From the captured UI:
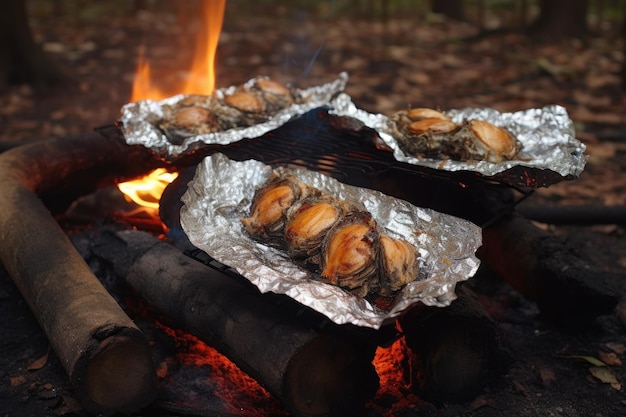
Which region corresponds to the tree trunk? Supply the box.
[530,0,588,38]
[622,11,626,90]
[432,0,465,21]
[0,0,66,89]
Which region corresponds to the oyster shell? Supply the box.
[157,77,297,144]
[378,235,419,296]
[391,107,522,163]
[284,196,349,260]
[240,174,309,243]
[241,171,426,298]
[319,211,380,297]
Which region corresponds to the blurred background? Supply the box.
[0,0,624,204]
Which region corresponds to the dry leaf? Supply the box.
[605,342,626,355]
[156,361,169,378]
[589,366,619,386]
[469,395,490,410]
[513,381,529,397]
[539,367,556,386]
[27,352,49,371]
[563,355,606,367]
[599,351,622,366]
[9,375,26,387]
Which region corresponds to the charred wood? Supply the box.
[400,285,511,404]
[479,214,621,325]
[92,229,380,417]
[0,132,164,415]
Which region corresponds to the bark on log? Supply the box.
[0,132,164,414]
[400,285,511,403]
[479,213,620,324]
[95,229,379,417]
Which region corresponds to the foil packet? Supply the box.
[180,153,482,329]
[329,93,587,181]
[120,73,348,159]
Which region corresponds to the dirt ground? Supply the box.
[1,3,625,417]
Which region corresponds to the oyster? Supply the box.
[241,172,423,299]
[319,211,380,297]
[391,107,522,163]
[240,174,309,243]
[157,77,297,144]
[378,235,419,296]
[284,196,349,260]
[159,96,221,144]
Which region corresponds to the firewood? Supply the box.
[479,213,620,324]
[95,229,379,417]
[0,132,163,415]
[400,285,511,403]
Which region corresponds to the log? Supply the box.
[90,229,380,417]
[400,285,511,404]
[0,132,164,415]
[479,213,620,324]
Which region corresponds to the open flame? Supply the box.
[130,0,226,102]
[117,168,178,211]
[120,0,226,211]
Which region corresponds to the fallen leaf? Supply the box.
[605,342,626,355]
[469,395,490,410]
[10,375,27,387]
[27,353,49,371]
[563,355,606,367]
[513,381,530,397]
[539,367,556,386]
[156,361,168,378]
[589,366,619,386]
[599,351,622,366]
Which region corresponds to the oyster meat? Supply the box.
[158,77,300,144]
[241,174,309,244]
[391,107,522,163]
[241,172,422,299]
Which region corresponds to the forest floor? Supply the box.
[1,3,625,417]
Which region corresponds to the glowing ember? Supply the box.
[371,331,425,415]
[156,323,288,417]
[130,0,226,102]
[117,168,178,211]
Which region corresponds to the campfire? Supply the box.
[0,2,622,417]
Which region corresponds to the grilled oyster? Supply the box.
[240,174,310,243]
[378,235,420,296]
[319,211,380,297]
[391,107,522,163]
[241,172,423,299]
[284,196,349,260]
[159,96,220,144]
[158,77,297,144]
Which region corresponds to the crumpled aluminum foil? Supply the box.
[180,153,482,329]
[329,93,587,179]
[120,73,348,158]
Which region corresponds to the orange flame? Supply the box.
[130,0,226,101]
[122,1,225,212]
[117,168,178,212]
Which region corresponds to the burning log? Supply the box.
[0,132,164,415]
[479,213,620,324]
[91,229,380,417]
[400,285,511,404]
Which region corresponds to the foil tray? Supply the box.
[328,93,587,184]
[119,73,586,190]
[120,73,348,158]
[180,153,482,329]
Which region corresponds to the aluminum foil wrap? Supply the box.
[120,73,348,159]
[329,93,587,179]
[180,153,482,329]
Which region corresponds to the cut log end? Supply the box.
[73,329,157,415]
[285,335,379,417]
